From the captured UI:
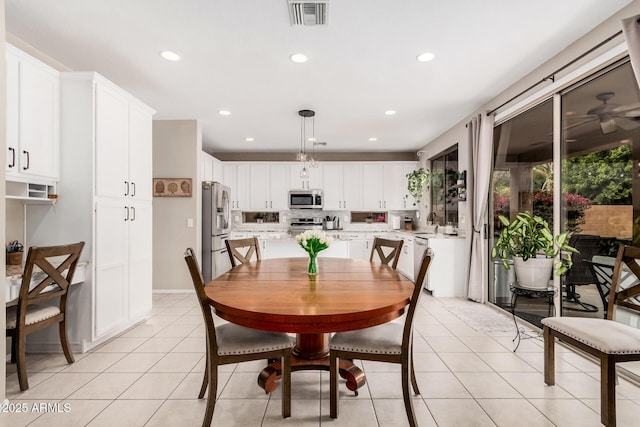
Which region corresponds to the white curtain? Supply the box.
[466,113,495,302]
[622,15,640,87]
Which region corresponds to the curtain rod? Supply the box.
[486,28,626,116]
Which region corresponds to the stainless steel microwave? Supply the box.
[289,189,323,209]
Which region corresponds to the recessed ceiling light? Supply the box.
[218,110,231,116]
[290,53,308,63]
[565,111,577,116]
[620,139,632,144]
[416,52,435,62]
[160,50,180,61]
[384,110,396,116]
[565,139,577,143]
[244,137,254,142]
[368,137,378,142]
[307,137,316,142]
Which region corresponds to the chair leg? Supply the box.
[410,338,420,395]
[59,320,75,364]
[281,349,291,418]
[601,355,616,427]
[201,355,217,427]
[16,331,29,391]
[10,334,17,364]
[330,353,339,418]
[543,326,555,386]
[199,352,209,399]
[402,358,417,427]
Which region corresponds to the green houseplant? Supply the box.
[491,212,578,288]
[405,167,431,207]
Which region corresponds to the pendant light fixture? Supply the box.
[297,109,315,177]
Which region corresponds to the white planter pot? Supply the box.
[513,256,554,289]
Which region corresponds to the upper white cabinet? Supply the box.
[249,163,290,210]
[290,163,323,190]
[6,44,60,181]
[322,163,363,210]
[363,162,417,210]
[223,163,250,210]
[202,152,223,183]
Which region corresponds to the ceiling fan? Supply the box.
[567,92,640,135]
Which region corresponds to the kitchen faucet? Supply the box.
[428,212,437,224]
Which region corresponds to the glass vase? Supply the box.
[307,254,318,277]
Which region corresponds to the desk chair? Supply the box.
[369,237,404,269]
[184,248,292,425]
[225,236,261,267]
[330,248,433,427]
[543,245,640,427]
[6,242,85,391]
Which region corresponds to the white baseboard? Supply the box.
[153,289,194,294]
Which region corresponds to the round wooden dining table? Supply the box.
[204,257,414,393]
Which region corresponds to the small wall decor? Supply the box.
[153,178,192,197]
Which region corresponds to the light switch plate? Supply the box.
[187,218,194,228]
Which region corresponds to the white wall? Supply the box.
[1,0,7,400]
[152,120,202,290]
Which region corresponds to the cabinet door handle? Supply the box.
[270,201,272,208]
[265,201,268,208]
[124,206,129,221]
[8,148,15,168]
[131,182,136,197]
[131,206,136,221]
[339,201,341,208]
[124,181,129,196]
[344,200,347,209]
[22,150,29,170]
[379,201,381,208]
[384,201,386,208]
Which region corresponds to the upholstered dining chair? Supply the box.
[225,236,261,267]
[6,241,85,391]
[369,237,404,269]
[329,248,433,426]
[543,244,640,427]
[184,248,292,425]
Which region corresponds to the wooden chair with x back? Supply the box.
[329,248,433,427]
[184,248,292,425]
[225,236,261,267]
[543,244,640,427]
[369,237,404,269]
[6,241,85,391]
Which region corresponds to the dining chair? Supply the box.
[369,237,404,269]
[6,241,85,391]
[184,248,292,425]
[225,236,261,267]
[329,248,433,426]
[543,244,640,427]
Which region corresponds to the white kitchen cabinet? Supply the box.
[362,162,418,210]
[395,234,414,282]
[28,72,155,349]
[425,237,467,297]
[202,152,223,183]
[322,163,363,210]
[6,44,60,181]
[224,163,251,210]
[290,163,323,190]
[249,163,290,210]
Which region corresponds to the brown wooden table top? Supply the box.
[204,257,414,333]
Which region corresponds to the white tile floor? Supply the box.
[3,291,640,426]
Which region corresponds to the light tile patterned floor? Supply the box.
[3,291,640,426]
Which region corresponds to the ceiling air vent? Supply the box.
[288,0,329,26]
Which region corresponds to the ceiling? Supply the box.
[4,0,635,155]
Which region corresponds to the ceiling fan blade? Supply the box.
[614,116,640,130]
[563,116,597,132]
[612,102,640,114]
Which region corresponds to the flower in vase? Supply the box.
[295,230,333,256]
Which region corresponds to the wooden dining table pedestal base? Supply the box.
[258,333,365,394]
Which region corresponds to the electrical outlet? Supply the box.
[186,218,194,228]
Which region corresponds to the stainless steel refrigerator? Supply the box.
[202,181,232,282]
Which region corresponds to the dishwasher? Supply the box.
[414,236,429,289]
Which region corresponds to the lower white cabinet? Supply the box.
[425,237,467,297]
[396,236,414,282]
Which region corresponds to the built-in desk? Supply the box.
[5,261,89,306]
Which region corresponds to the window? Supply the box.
[430,146,459,226]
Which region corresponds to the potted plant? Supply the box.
[491,212,578,289]
[405,167,431,207]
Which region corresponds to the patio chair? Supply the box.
[184,248,292,424]
[369,237,404,269]
[225,236,261,267]
[563,234,601,312]
[329,248,433,426]
[542,244,640,427]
